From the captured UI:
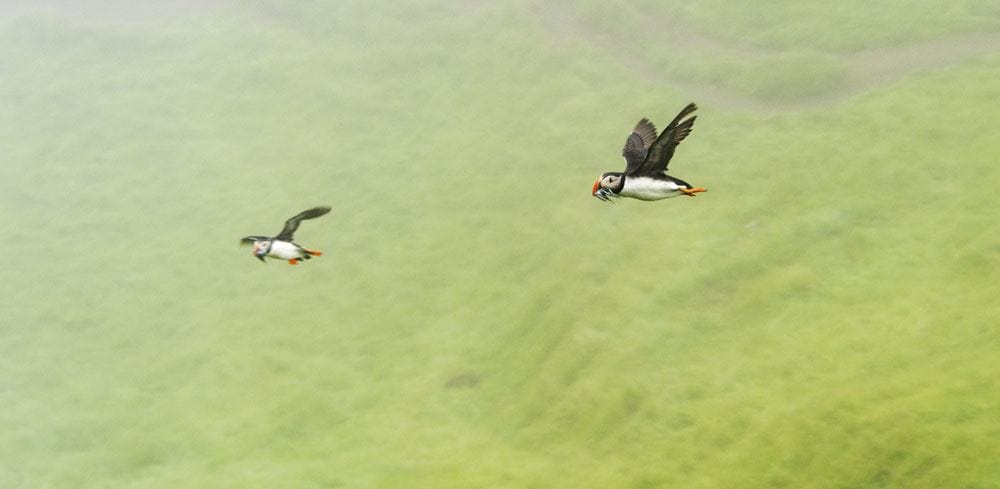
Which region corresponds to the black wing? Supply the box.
[240,236,267,246]
[628,103,697,175]
[622,117,658,174]
[275,206,331,241]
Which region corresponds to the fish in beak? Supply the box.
[592,180,615,203]
[252,243,267,263]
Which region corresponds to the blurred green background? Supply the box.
[1,1,999,487]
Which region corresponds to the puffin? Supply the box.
[240,206,331,265]
[592,102,707,202]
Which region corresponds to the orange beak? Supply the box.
[593,180,615,202]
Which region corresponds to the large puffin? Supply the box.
[241,206,331,265]
[592,102,707,202]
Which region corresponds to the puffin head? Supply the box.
[592,172,622,202]
[241,237,270,263]
[253,240,271,262]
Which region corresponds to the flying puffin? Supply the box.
[240,206,331,265]
[592,102,707,202]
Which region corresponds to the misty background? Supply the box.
[1,1,998,488]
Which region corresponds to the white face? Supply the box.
[593,174,621,202]
[254,241,270,255]
[600,174,621,189]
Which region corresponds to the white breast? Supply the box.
[266,240,303,260]
[621,176,683,201]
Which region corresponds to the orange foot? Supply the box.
[681,187,708,196]
[288,259,299,265]
[304,249,323,256]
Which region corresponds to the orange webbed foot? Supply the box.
[681,187,707,196]
[288,259,299,265]
[304,249,322,256]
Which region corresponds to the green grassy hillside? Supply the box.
[1,1,998,488]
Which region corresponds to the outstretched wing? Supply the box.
[275,206,331,241]
[240,236,263,246]
[628,103,697,175]
[622,117,658,174]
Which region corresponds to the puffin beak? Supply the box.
[252,243,266,262]
[592,181,614,203]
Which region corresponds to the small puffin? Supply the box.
[592,102,707,202]
[241,206,331,265]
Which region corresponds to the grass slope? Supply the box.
[554,1,1000,104]
[1,1,999,488]
[576,0,1000,52]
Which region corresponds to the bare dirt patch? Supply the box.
[845,33,1000,89]
[445,372,481,389]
